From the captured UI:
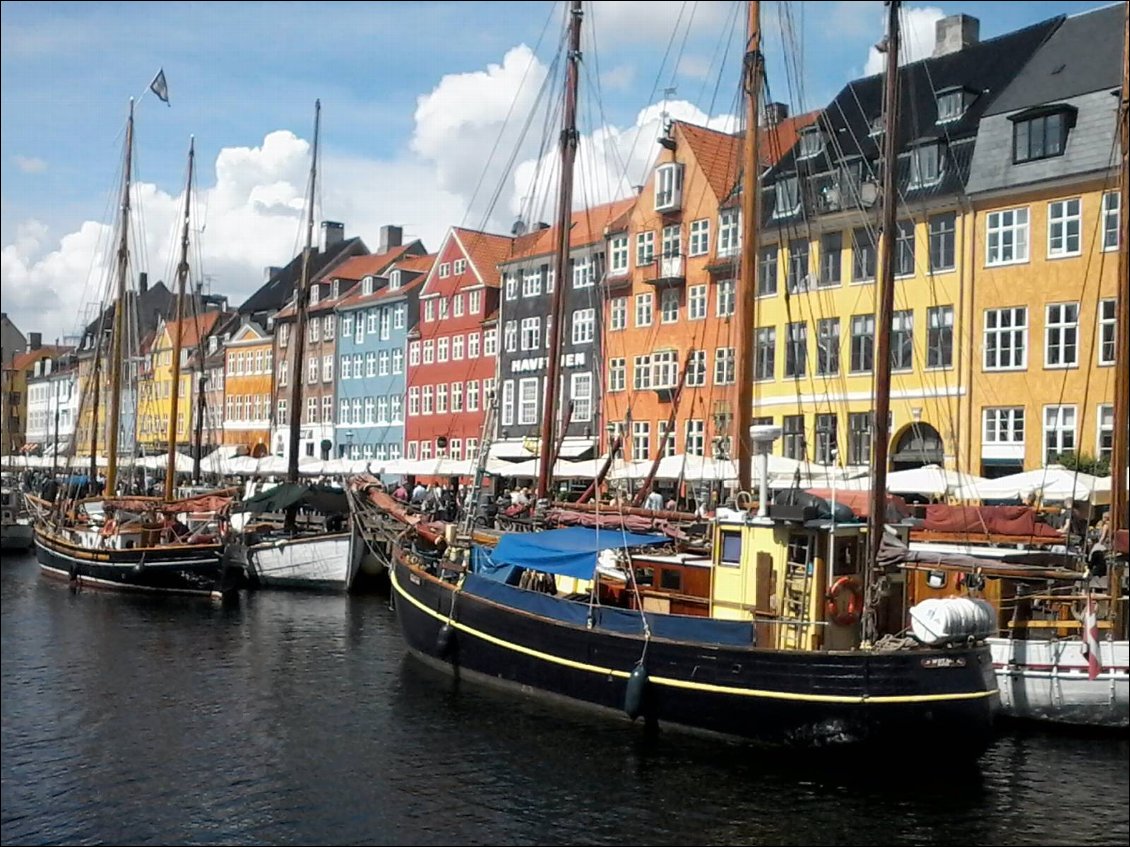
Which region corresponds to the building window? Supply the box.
[609,296,627,331]
[852,228,875,282]
[755,327,775,381]
[1098,404,1114,463]
[503,321,517,353]
[936,89,967,123]
[714,347,735,385]
[1102,192,1121,252]
[608,358,626,392]
[436,384,447,414]
[685,419,705,456]
[422,386,433,415]
[716,279,735,317]
[635,293,653,328]
[520,317,540,351]
[895,220,915,277]
[1013,109,1072,164]
[773,176,800,218]
[633,355,651,390]
[1045,302,1078,368]
[504,274,518,301]
[850,314,875,373]
[816,317,840,376]
[815,413,838,464]
[927,305,954,369]
[783,415,805,460]
[655,163,684,211]
[409,341,420,367]
[686,349,706,386]
[785,321,807,378]
[277,399,288,425]
[909,143,941,187]
[636,231,655,266]
[467,332,480,359]
[572,308,595,344]
[1047,198,1081,258]
[660,224,681,262]
[848,412,872,465]
[928,212,956,273]
[797,128,823,159]
[465,380,479,412]
[652,350,679,389]
[484,329,497,356]
[983,407,1025,445]
[786,239,810,293]
[891,310,913,371]
[819,233,841,287]
[453,258,467,275]
[469,289,481,314]
[437,337,449,363]
[688,285,707,320]
[718,209,740,256]
[501,380,514,426]
[571,373,592,422]
[984,307,1027,370]
[689,219,710,256]
[522,267,542,298]
[452,335,464,361]
[1099,299,1116,365]
[660,288,679,324]
[610,236,629,274]
[518,378,539,425]
[1043,405,1076,463]
[632,420,651,461]
[758,246,778,297]
[986,208,1029,266]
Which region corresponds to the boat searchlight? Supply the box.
[750,424,781,520]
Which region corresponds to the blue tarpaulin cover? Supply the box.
[481,526,671,581]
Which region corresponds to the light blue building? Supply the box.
[334,237,431,465]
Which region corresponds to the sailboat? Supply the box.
[33,105,241,598]
[388,1,999,754]
[235,101,365,592]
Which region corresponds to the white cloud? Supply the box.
[864,6,944,76]
[676,55,713,81]
[600,63,635,92]
[588,1,731,45]
[13,156,47,174]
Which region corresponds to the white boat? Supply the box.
[1,487,34,551]
[244,530,357,592]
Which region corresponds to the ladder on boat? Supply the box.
[780,535,815,650]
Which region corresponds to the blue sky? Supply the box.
[0,0,1113,340]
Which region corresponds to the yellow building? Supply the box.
[221,320,274,456]
[136,311,226,454]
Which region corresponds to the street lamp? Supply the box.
[345,429,354,459]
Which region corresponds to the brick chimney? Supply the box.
[264,265,282,282]
[138,271,148,295]
[29,332,42,350]
[933,14,979,57]
[321,221,345,252]
[764,102,789,125]
[378,225,403,254]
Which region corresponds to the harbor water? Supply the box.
[2,551,1127,846]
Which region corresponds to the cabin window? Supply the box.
[635,567,655,586]
[720,530,742,567]
[660,569,683,592]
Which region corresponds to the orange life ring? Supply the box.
[825,576,863,626]
[100,518,118,538]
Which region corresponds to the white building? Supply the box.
[25,353,79,455]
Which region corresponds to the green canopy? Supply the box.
[238,483,349,515]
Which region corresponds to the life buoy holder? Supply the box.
[825,576,863,626]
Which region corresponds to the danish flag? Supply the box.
[1081,595,1103,681]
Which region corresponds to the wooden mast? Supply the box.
[1110,0,1129,541]
[285,99,321,525]
[536,0,583,502]
[105,99,135,496]
[734,0,763,493]
[864,0,902,644]
[164,137,195,502]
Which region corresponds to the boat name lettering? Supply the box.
[921,657,967,669]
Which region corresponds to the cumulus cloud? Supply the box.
[13,156,47,174]
[863,6,944,76]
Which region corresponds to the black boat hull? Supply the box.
[35,525,240,598]
[391,554,1000,753]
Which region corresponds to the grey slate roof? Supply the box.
[966,4,1124,195]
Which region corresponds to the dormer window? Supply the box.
[868,116,884,137]
[1011,105,1076,164]
[309,285,320,306]
[362,275,374,296]
[772,175,800,218]
[388,270,402,290]
[909,142,942,187]
[936,86,974,123]
[331,280,340,299]
[655,163,684,212]
[797,127,824,159]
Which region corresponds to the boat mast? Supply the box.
[734,0,763,493]
[105,99,136,496]
[192,371,206,481]
[286,99,320,516]
[1111,0,1129,541]
[864,0,902,644]
[164,137,195,502]
[536,0,583,502]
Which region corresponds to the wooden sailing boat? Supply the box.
[388,0,999,754]
[33,106,241,598]
[237,100,362,592]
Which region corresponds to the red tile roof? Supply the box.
[452,228,514,287]
[10,345,73,373]
[336,253,437,310]
[154,309,227,351]
[504,197,637,263]
[320,244,416,283]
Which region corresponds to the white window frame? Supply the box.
[610,297,627,331]
[1047,198,1081,258]
[1099,299,1116,366]
[1102,192,1121,252]
[570,372,592,423]
[1044,302,1079,369]
[518,377,539,426]
[986,207,1029,267]
[608,357,626,392]
[609,235,629,274]
[572,308,595,345]
[1043,405,1076,464]
[983,307,1028,371]
[634,293,653,328]
[689,219,710,256]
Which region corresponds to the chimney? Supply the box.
[764,102,789,125]
[933,14,979,57]
[378,225,403,254]
[264,265,282,282]
[321,221,345,252]
[29,332,42,350]
[138,271,148,295]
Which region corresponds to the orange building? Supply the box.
[221,320,274,457]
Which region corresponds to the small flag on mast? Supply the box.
[150,68,170,105]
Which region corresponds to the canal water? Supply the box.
[2,551,1127,846]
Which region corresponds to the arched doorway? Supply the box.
[891,422,944,470]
